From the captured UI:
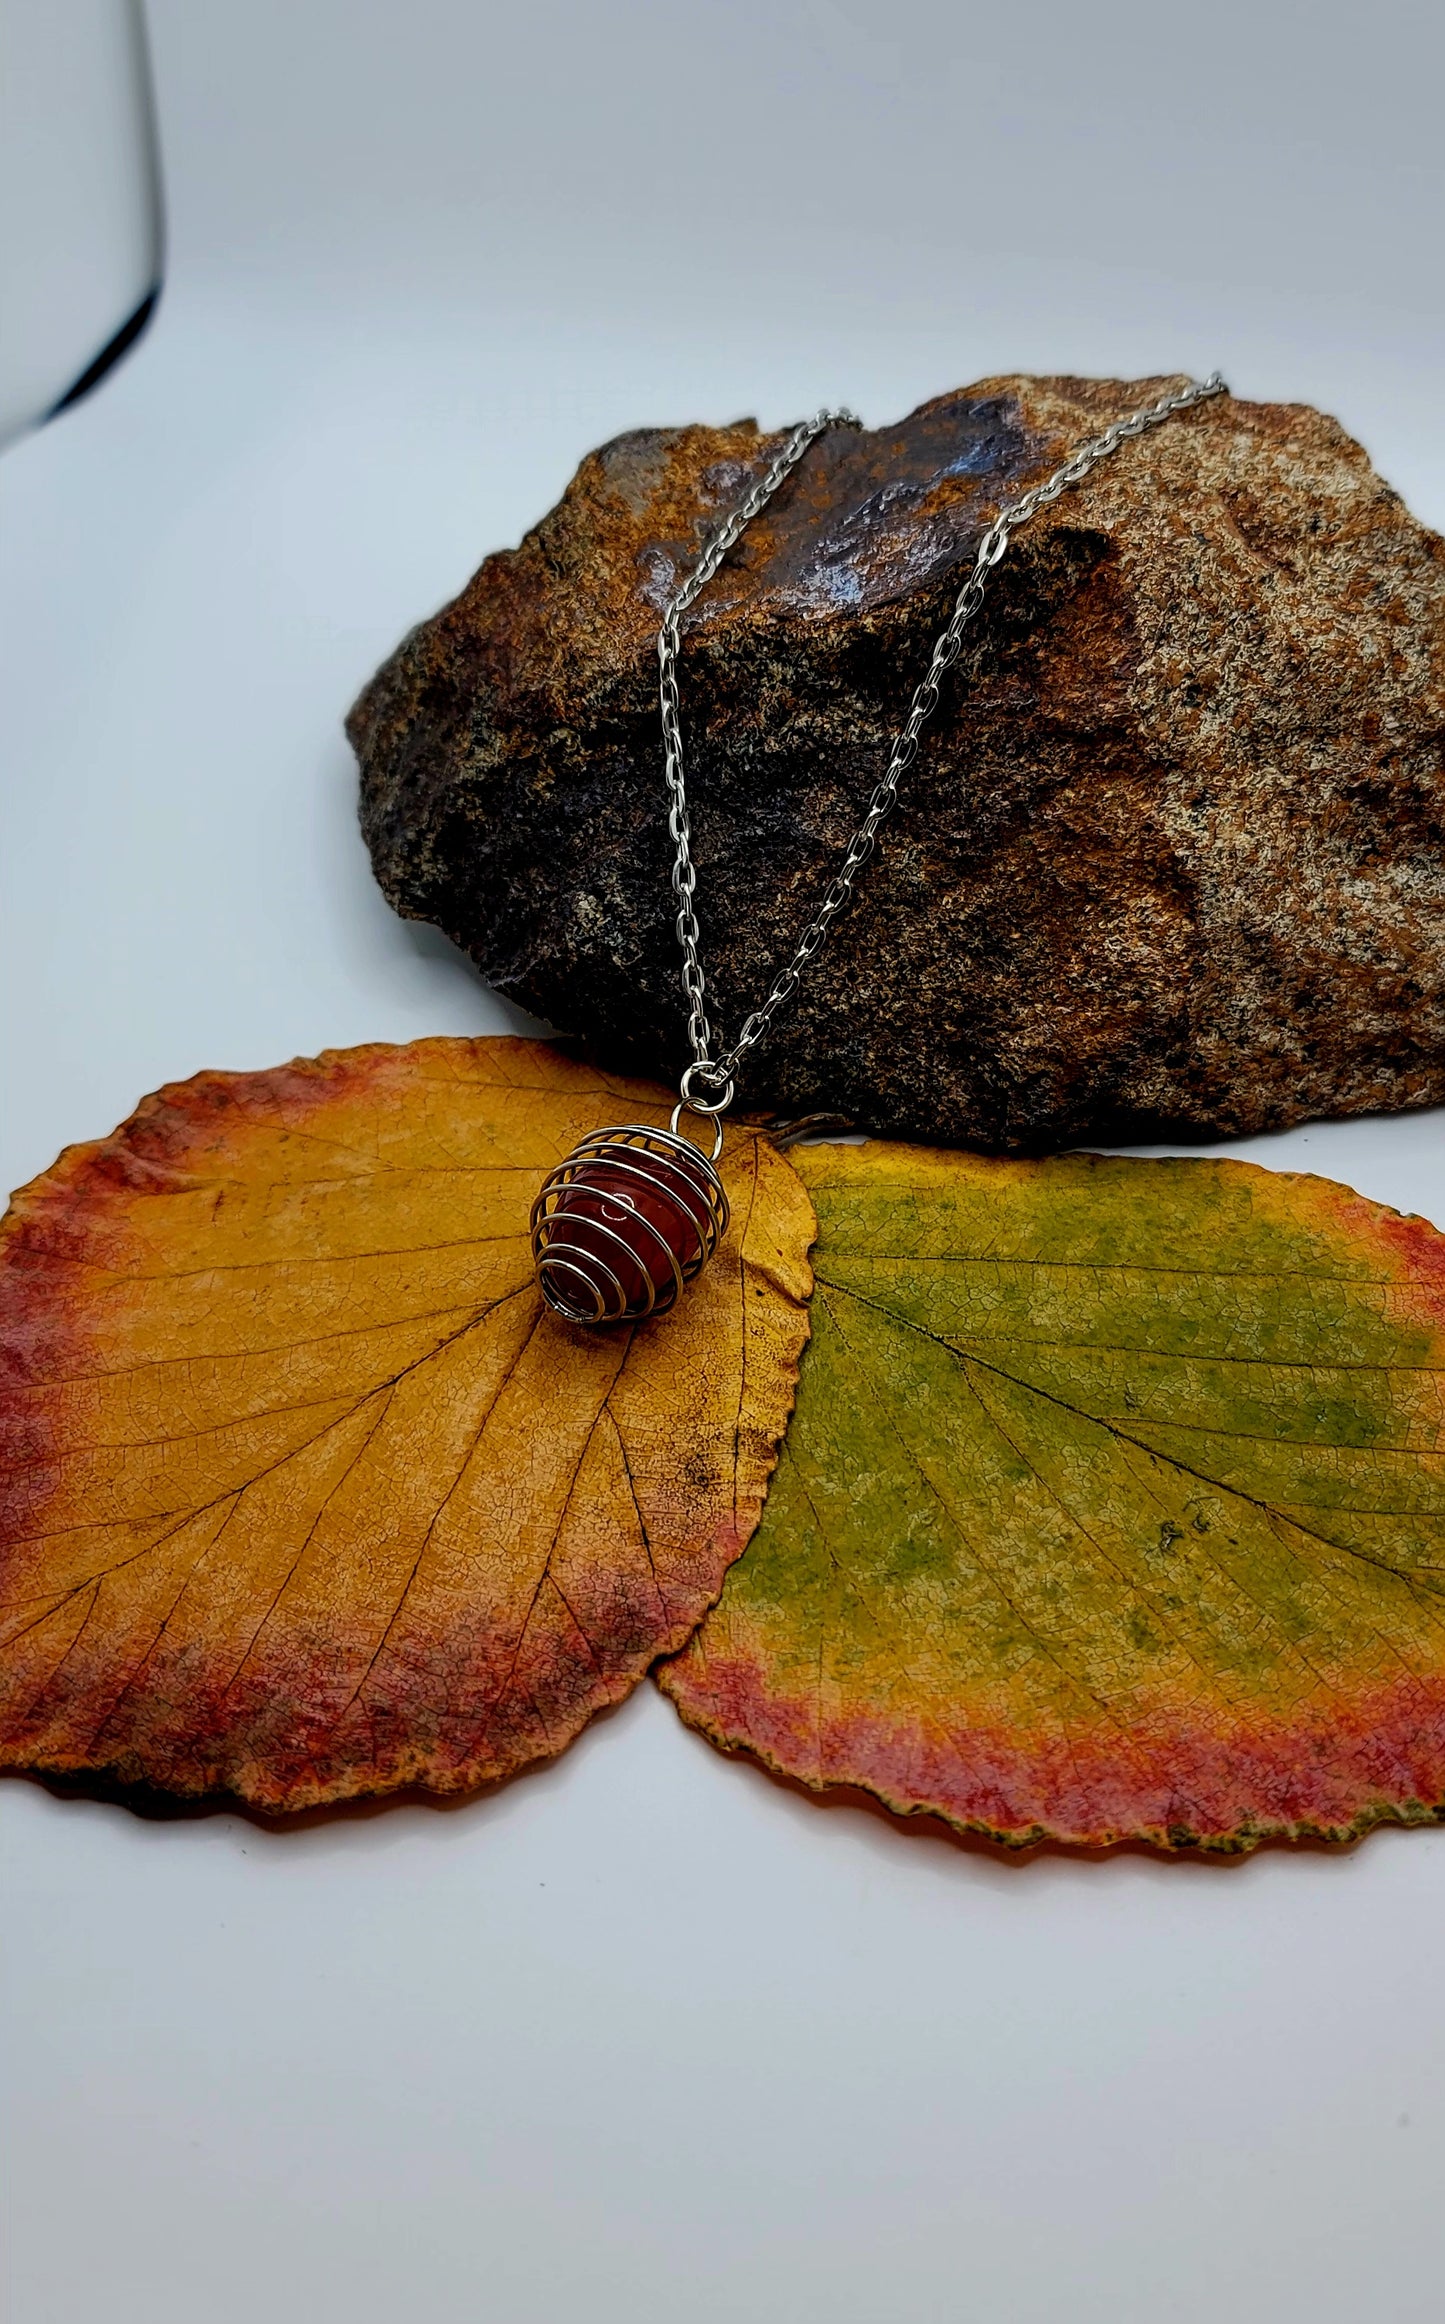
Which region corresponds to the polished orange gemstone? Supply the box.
[547,1136,717,1314]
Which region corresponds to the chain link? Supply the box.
[658,372,1227,1106]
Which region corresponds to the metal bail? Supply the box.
[671,1060,735,1152]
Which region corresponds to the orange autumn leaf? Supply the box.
[0,1039,813,1811]
[662,1140,1445,1854]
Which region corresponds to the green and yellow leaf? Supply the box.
[661,1141,1445,1853]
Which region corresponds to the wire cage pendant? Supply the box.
[531,1121,730,1325]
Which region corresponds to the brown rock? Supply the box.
[350,375,1445,1151]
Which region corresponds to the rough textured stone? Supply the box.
[350,375,1445,1151]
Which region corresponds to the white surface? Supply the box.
[4,4,1445,2319]
[0,0,161,446]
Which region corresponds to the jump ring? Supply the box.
[677,1059,736,1118]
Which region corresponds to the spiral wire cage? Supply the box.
[531,1123,730,1325]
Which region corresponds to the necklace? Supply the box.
[532,371,1228,1325]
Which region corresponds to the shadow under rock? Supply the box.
[401,919,558,1037]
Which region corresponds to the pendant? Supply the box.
[531,1114,729,1325]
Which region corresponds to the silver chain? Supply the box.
[658,371,1228,1117]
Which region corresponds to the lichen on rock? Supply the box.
[350,375,1445,1152]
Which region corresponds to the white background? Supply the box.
[4,5,1445,2318]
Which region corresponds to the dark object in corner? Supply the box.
[48,285,160,418]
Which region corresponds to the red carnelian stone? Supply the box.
[549,1139,716,1314]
